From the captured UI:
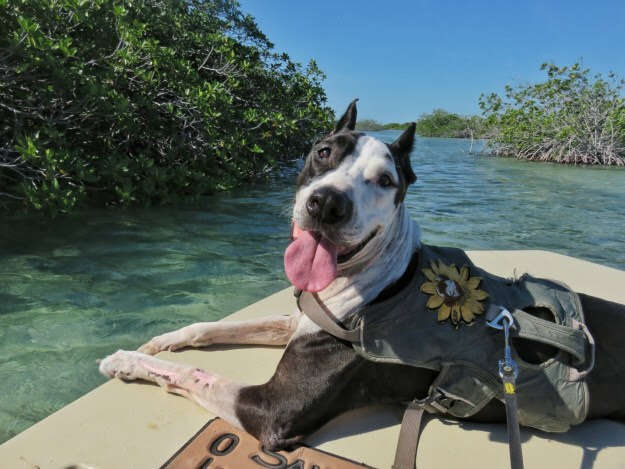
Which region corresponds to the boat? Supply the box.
[1,250,624,468]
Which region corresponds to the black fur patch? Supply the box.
[296,131,364,188]
[333,98,358,133]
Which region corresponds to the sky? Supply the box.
[238,0,625,123]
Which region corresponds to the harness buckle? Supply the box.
[410,387,479,415]
[409,389,449,414]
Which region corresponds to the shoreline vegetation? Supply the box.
[480,63,625,166]
[356,110,491,139]
[0,0,334,215]
[360,63,625,167]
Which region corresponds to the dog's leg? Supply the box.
[99,350,246,428]
[101,331,437,451]
[138,313,300,355]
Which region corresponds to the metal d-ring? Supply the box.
[486,306,514,330]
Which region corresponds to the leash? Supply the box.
[487,306,525,469]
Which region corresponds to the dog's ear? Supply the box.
[333,99,358,133]
[390,123,417,186]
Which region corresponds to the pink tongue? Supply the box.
[284,228,338,292]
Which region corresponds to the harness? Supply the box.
[295,244,595,469]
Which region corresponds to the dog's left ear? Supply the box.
[333,99,358,133]
[390,123,417,186]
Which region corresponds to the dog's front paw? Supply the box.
[137,330,189,355]
[99,350,146,380]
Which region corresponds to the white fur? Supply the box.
[137,313,300,354]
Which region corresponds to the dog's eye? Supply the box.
[318,147,331,159]
[378,174,393,188]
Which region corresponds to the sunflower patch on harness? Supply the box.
[420,260,489,327]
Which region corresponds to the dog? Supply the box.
[100,100,625,453]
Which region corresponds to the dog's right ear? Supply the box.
[333,99,358,133]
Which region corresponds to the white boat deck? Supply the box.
[1,250,624,468]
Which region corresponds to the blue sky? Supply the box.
[238,0,625,123]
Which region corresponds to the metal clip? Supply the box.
[487,306,519,380]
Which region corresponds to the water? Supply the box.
[1,131,624,443]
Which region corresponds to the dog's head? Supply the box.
[285,99,417,292]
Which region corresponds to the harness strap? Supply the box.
[488,307,589,365]
[296,291,361,343]
[392,404,427,469]
[391,389,451,469]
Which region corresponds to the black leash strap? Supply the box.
[502,368,524,469]
[487,305,525,469]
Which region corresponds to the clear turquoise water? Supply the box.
[1,132,624,443]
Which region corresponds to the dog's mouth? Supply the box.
[336,229,378,264]
[284,223,378,292]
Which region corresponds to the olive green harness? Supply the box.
[296,243,595,468]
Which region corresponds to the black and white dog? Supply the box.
[100,100,625,451]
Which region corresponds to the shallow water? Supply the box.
[1,132,624,443]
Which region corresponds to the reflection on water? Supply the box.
[1,131,624,443]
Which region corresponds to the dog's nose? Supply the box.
[306,188,353,225]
